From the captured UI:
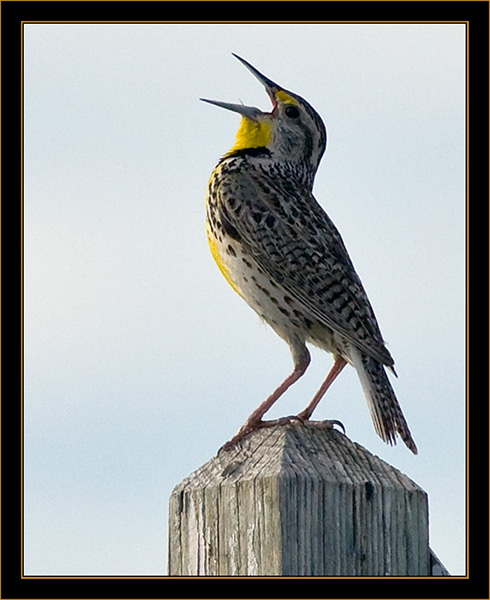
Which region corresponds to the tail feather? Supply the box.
[351,349,418,454]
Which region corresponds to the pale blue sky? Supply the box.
[23,23,466,576]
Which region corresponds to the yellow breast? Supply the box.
[206,222,244,298]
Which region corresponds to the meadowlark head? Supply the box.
[201,54,327,178]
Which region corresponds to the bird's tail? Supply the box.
[351,349,418,454]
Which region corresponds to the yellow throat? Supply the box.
[227,116,272,155]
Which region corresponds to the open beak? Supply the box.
[200,54,281,120]
[199,98,263,120]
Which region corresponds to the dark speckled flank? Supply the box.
[207,152,392,367]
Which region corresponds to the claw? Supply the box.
[307,418,346,434]
[328,419,346,434]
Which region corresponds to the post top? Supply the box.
[171,422,424,496]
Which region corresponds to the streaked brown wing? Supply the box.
[216,168,394,367]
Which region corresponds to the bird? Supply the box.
[201,54,417,454]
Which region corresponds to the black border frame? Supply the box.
[3,1,488,599]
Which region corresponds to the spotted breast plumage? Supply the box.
[202,54,417,454]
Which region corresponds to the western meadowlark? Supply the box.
[202,54,417,454]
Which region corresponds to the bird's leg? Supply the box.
[297,356,347,421]
[221,345,310,450]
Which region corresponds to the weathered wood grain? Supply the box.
[168,422,431,576]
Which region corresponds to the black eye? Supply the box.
[285,105,300,119]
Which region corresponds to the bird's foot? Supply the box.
[259,414,306,428]
[219,415,305,452]
[219,417,262,452]
[219,416,345,453]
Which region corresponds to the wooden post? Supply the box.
[168,422,432,576]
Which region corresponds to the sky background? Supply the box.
[23,23,466,576]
